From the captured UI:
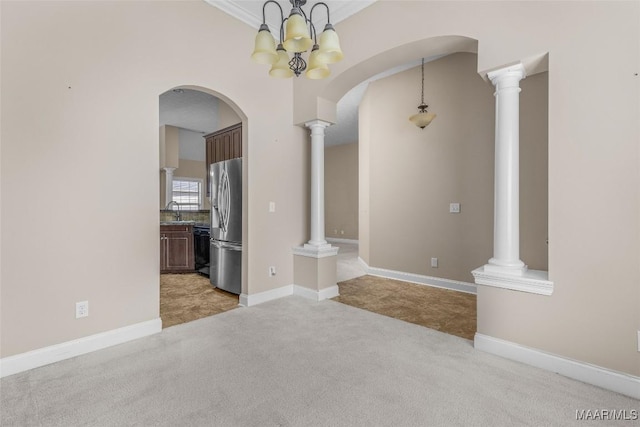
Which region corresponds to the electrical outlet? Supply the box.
[269,266,276,276]
[340,230,344,235]
[431,258,438,268]
[76,301,89,318]
[449,203,461,213]
[269,202,276,213]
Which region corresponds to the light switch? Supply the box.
[449,203,460,213]
[269,202,276,213]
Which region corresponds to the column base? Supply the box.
[485,258,528,276]
[472,265,553,296]
[293,245,339,299]
[294,244,339,258]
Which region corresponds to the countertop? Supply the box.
[160,221,209,227]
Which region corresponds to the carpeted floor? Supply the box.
[160,273,239,328]
[333,275,476,340]
[2,296,636,426]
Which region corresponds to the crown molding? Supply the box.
[204,1,377,32]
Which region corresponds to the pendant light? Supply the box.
[409,58,436,129]
[251,0,344,79]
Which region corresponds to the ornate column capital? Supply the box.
[487,63,526,90]
[304,119,332,133]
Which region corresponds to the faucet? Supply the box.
[165,201,181,221]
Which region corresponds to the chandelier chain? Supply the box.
[421,57,425,105]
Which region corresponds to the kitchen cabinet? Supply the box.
[160,224,195,273]
[204,123,242,196]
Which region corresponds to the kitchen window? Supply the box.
[172,178,202,211]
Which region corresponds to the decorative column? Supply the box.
[485,63,527,275]
[472,62,553,296]
[292,119,339,302]
[163,167,175,207]
[304,120,332,250]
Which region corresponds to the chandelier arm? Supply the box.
[262,0,285,42]
[309,2,330,24]
[309,2,329,43]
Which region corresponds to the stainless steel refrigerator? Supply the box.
[210,158,242,294]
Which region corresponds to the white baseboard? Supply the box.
[0,318,162,379]
[239,284,340,307]
[326,238,359,245]
[358,257,476,295]
[239,285,294,307]
[474,333,640,400]
[294,285,339,301]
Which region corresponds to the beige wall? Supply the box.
[1,0,638,380]
[0,1,305,357]
[318,1,640,376]
[360,53,547,283]
[325,143,358,240]
[216,101,241,131]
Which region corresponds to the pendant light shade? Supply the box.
[306,45,330,79]
[410,58,436,129]
[317,24,343,64]
[409,106,437,129]
[251,24,278,65]
[252,1,343,79]
[283,10,313,53]
[269,44,294,78]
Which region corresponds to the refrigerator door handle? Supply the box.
[210,239,242,251]
[220,168,231,233]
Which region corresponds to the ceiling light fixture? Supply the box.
[409,58,436,129]
[251,0,344,79]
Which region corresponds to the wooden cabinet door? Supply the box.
[204,123,243,196]
[160,225,194,273]
[165,231,193,271]
[231,125,242,158]
[160,234,167,271]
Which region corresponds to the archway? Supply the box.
[158,85,249,328]
[317,36,549,339]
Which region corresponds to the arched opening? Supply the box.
[323,38,549,340]
[158,85,249,328]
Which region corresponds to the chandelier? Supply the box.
[409,58,436,129]
[251,0,344,79]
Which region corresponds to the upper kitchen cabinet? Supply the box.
[204,123,242,195]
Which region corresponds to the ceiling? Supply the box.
[203,1,378,31]
[159,1,431,147]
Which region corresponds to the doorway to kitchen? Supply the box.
[158,86,246,329]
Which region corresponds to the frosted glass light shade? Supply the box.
[305,46,330,79]
[269,45,294,78]
[409,111,436,129]
[317,26,343,64]
[251,26,278,65]
[283,12,313,53]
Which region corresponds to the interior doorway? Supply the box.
[158,87,245,328]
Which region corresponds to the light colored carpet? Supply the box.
[334,275,476,340]
[160,273,239,328]
[1,297,636,426]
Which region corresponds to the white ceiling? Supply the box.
[159,89,222,135]
[159,1,435,147]
[204,1,377,32]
